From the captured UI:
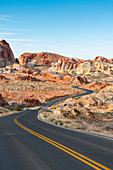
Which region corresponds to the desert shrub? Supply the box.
[65,120,71,124]
[45,97,56,102]
[63,112,66,117]
[79,114,86,119]
[54,120,63,125]
[5,106,24,111]
[95,90,99,93]
[43,114,47,118]
[16,106,24,111]
[103,125,113,132]
[48,118,55,122]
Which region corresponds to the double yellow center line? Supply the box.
[14,113,111,170]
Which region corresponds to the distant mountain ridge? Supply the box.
[0,39,113,68]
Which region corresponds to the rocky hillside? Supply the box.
[93,56,112,64]
[72,60,113,76]
[18,52,68,66]
[48,56,113,77]
[49,58,84,74]
[0,40,15,67]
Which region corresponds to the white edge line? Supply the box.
[35,85,113,141]
[37,107,113,141]
[1,86,113,141]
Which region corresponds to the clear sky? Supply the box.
[0,0,113,59]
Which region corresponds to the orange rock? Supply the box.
[93,56,110,63]
[63,75,73,81]
[18,52,67,66]
[18,70,26,73]
[109,58,113,64]
[42,72,61,80]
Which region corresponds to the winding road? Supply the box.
[0,86,113,170]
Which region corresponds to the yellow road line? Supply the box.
[14,113,111,170]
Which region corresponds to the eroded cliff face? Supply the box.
[49,58,84,74]
[0,40,15,67]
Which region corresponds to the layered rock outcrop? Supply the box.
[49,58,84,74]
[18,52,67,66]
[0,40,15,67]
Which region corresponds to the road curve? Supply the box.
[0,86,113,170]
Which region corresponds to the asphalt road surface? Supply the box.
[0,86,113,170]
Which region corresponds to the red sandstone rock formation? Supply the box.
[56,58,78,71]
[52,58,84,75]
[109,58,113,64]
[0,40,15,67]
[42,72,61,80]
[93,56,110,63]
[63,75,74,82]
[18,52,67,66]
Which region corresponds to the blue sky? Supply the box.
[0,0,113,59]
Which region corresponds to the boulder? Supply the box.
[21,98,41,107]
[33,72,40,76]
[75,61,93,74]
[63,75,74,82]
[42,72,61,80]
[0,93,7,106]
[77,76,88,84]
